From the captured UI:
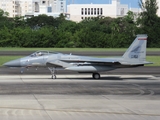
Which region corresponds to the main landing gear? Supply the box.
[48,67,57,79]
[48,68,101,79]
[92,73,100,79]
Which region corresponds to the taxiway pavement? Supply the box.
[0,74,160,120]
[1,66,160,76]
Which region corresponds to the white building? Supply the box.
[0,0,160,20]
[33,0,66,17]
[156,0,160,16]
[67,0,140,22]
[0,0,33,17]
[0,0,13,17]
[0,0,66,18]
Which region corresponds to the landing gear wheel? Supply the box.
[52,75,56,79]
[92,73,100,79]
[48,67,57,79]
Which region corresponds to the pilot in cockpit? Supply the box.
[37,52,42,56]
[31,51,50,57]
[31,52,42,57]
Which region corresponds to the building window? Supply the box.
[94,8,96,15]
[48,7,52,12]
[91,8,93,15]
[81,17,83,19]
[97,8,99,15]
[100,8,103,15]
[85,8,87,15]
[42,1,45,4]
[81,8,84,15]
[121,8,124,15]
[88,8,90,15]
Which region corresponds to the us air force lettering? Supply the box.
[3,34,152,79]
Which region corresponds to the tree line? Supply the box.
[0,0,160,48]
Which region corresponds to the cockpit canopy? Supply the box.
[30,51,60,57]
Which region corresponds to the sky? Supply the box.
[67,0,140,8]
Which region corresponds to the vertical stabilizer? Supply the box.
[122,34,148,64]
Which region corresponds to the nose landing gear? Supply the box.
[48,67,57,79]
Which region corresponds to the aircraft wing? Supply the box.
[46,58,152,68]
[46,58,121,68]
[60,58,120,64]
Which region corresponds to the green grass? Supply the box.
[0,47,160,52]
[0,56,23,66]
[146,56,160,66]
[0,56,159,66]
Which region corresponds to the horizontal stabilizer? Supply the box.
[120,61,153,65]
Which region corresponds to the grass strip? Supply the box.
[0,56,23,66]
[146,56,160,66]
[0,48,160,52]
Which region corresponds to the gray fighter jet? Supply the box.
[3,34,152,79]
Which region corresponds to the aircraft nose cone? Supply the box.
[3,59,21,67]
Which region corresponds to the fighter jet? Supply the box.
[3,34,152,79]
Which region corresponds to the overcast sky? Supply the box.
[67,0,140,8]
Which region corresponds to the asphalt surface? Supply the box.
[0,75,160,120]
[0,75,159,95]
[0,51,160,120]
[1,66,160,77]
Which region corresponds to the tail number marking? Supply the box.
[131,55,138,58]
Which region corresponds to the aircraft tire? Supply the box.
[92,73,100,79]
[52,75,56,79]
